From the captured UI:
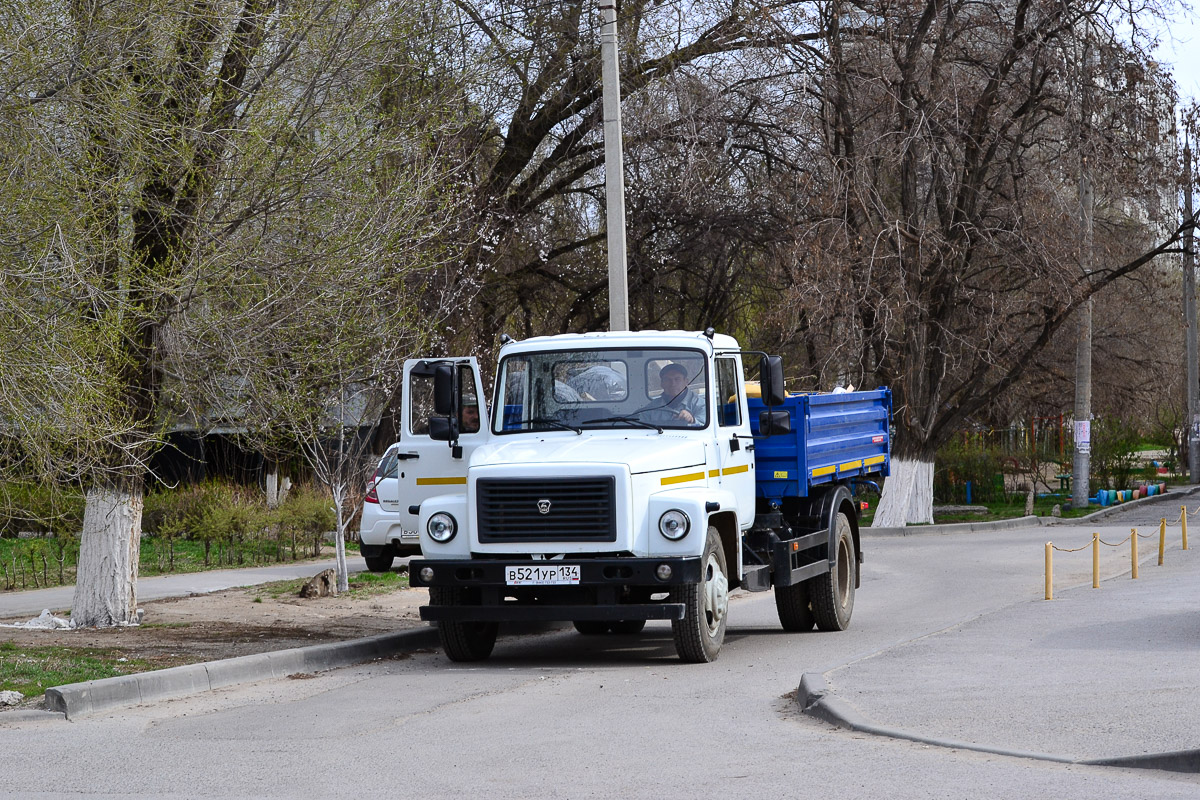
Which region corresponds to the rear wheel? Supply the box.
[811,512,856,631]
[363,552,395,573]
[671,526,728,663]
[608,619,646,635]
[430,587,498,661]
[774,580,814,632]
[572,621,610,635]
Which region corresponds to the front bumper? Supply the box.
[410,556,702,623]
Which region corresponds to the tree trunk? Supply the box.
[332,483,349,593]
[71,481,143,627]
[265,463,279,508]
[873,458,935,527]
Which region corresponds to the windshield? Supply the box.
[494,347,709,433]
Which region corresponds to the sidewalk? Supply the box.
[0,557,378,620]
[809,528,1200,766]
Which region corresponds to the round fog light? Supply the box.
[656,563,673,581]
[419,567,435,582]
[658,509,690,540]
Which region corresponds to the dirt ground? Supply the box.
[0,581,431,697]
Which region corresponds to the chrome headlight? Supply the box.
[427,512,457,543]
[658,509,691,540]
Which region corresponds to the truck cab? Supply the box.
[408,330,890,663]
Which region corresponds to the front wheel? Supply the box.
[671,526,729,663]
[430,587,498,662]
[811,512,856,631]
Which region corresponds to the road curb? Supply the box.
[796,672,1200,773]
[864,485,1200,537]
[44,626,440,721]
[864,515,1042,537]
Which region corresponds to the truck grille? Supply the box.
[477,477,617,543]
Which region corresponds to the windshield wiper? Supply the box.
[581,416,664,433]
[522,417,582,434]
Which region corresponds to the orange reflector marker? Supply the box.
[792,542,799,552]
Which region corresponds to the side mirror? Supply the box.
[433,363,457,416]
[758,409,792,437]
[429,415,458,442]
[759,355,786,406]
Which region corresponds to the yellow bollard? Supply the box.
[1092,533,1100,589]
[1045,542,1053,600]
[1159,518,1166,566]
[1131,528,1138,579]
[1184,506,1191,551]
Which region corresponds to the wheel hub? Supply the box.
[704,554,729,632]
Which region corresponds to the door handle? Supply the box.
[396,452,420,460]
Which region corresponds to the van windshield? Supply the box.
[494,348,709,434]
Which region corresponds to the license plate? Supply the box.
[505,564,581,586]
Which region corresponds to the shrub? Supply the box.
[0,481,85,538]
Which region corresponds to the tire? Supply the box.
[363,553,395,573]
[774,580,814,632]
[608,619,646,635]
[430,587,498,662]
[811,512,856,632]
[671,526,729,663]
[573,621,610,635]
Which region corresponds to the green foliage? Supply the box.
[1090,418,1143,491]
[0,641,161,698]
[933,438,1010,505]
[1,480,340,590]
[0,482,85,538]
[276,484,337,559]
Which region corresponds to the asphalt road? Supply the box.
[2,511,1198,798]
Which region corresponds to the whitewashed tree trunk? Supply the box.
[332,483,349,593]
[278,476,292,506]
[873,458,935,527]
[265,466,279,509]
[71,484,143,627]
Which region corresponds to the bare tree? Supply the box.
[0,0,464,623]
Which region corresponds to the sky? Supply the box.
[1155,7,1200,103]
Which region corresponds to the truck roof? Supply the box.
[499,329,741,355]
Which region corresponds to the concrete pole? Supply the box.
[600,3,629,331]
[1071,36,1094,511]
[1184,137,1199,479]
[1072,297,1092,509]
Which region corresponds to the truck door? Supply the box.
[381,358,489,517]
[714,355,755,529]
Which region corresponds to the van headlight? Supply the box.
[427,512,457,543]
[658,509,690,540]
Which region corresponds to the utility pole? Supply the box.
[1185,134,1199,478]
[600,3,629,331]
[1071,37,1094,511]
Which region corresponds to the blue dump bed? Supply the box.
[748,388,892,500]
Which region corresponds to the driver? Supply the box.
[642,362,706,425]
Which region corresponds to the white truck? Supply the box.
[404,329,891,663]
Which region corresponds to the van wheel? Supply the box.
[671,526,728,662]
[608,619,646,635]
[811,512,855,631]
[431,587,498,661]
[573,621,610,635]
